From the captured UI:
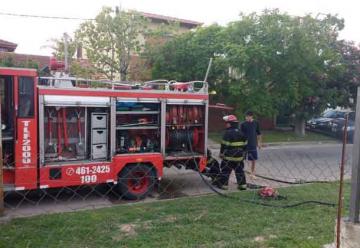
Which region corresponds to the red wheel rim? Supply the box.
[127,171,150,194]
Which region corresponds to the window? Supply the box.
[18,77,34,118]
[323,110,336,118]
[0,76,14,130]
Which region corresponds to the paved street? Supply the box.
[3,142,352,218]
[163,142,352,198]
[256,143,352,181]
[210,142,352,182]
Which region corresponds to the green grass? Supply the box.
[0,183,349,248]
[209,130,336,144]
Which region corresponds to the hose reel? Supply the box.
[167,128,199,151]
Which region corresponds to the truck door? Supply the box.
[14,76,38,189]
[0,68,38,190]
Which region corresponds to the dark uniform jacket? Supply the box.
[220,126,247,161]
[240,120,261,149]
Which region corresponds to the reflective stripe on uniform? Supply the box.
[224,156,244,161]
[221,140,247,147]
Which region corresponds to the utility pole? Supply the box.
[350,86,360,223]
[63,33,70,74]
[203,58,213,83]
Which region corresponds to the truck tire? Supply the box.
[117,164,156,200]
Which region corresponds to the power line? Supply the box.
[0,11,94,21]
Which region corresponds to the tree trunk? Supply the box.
[120,52,128,82]
[294,116,306,137]
[120,72,127,81]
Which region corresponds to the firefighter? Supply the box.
[216,115,247,190]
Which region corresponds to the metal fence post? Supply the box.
[336,114,349,248]
[349,86,360,223]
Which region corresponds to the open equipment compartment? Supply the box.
[43,106,87,161]
[40,95,111,165]
[165,104,206,157]
[115,99,161,154]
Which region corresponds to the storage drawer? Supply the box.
[91,114,107,128]
[91,144,107,159]
[92,129,107,144]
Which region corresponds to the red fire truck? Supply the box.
[0,66,209,200]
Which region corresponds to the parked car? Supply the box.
[306,109,350,134]
[330,111,355,143]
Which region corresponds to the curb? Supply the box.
[207,140,341,149]
[263,141,340,147]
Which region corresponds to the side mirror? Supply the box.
[2,124,6,130]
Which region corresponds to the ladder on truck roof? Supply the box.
[39,77,208,94]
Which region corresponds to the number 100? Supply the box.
[80,175,97,184]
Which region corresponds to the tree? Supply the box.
[327,40,360,109]
[138,21,183,81]
[75,7,147,80]
[48,36,77,61]
[148,24,230,101]
[224,10,349,136]
[150,10,354,136]
[49,35,98,78]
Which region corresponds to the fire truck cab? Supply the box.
[1,67,208,200]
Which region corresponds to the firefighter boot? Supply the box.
[238,184,247,191]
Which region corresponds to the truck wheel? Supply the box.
[117,164,156,200]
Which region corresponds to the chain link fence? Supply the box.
[1,143,348,206]
[3,103,360,248]
[0,136,352,247]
